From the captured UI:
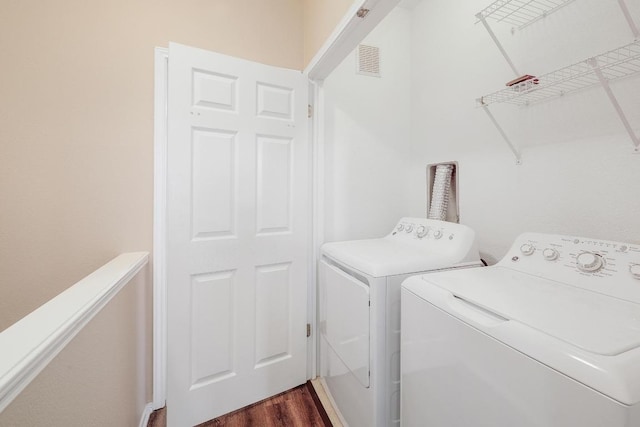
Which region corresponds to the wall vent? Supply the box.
[356,44,381,77]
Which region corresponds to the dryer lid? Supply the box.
[321,218,480,277]
[322,238,475,277]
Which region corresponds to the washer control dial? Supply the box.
[576,252,605,273]
[433,230,443,239]
[629,264,640,280]
[416,226,427,238]
[520,243,535,256]
[542,248,559,261]
[405,225,413,233]
[397,224,404,232]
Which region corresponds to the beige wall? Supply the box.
[303,0,355,66]
[0,0,304,332]
[0,1,305,425]
[0,270,152,427]
[0,0,354,424]
[0,1,352,331]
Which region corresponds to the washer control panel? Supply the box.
[501,232,640,303]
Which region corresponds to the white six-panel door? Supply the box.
[166,43,309,427]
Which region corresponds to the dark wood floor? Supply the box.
[148,382,332,427]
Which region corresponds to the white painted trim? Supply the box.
[310,378,344,427]
[0,252,149,413]
[152,46,169,410]
[304,0,400,80]
[311,80,325,377]
[138,402,155,427]
[306,81,320,380]
[318,377,349,427]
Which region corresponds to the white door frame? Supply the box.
[151,0,399,409]
[153,46,169,410]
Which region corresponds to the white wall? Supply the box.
[407,0,640,263]
[0,1,305,424]
[322,1,639,259]
[323,7,414,242]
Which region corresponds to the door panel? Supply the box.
[191,129,237,239]
[256,82,294,119]
[256,135,292,233]
[167,42,308,427]
[190,271,235,387]
[255,262,292,366]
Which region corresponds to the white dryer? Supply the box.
[319,217,481,427]
[401,232,640,427]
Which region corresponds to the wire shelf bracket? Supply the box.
[480,103,523,164]
[589,58,640,152]
[476,13,520,76]
[617,0,640,39]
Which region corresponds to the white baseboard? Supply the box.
[139,402,155,427]
[315,377,348,427]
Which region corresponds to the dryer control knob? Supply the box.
[433,230,443,239]
[397,224,404,232]
[405,225,413,233]
[576,252,604,273]
[520,243,535,256]
[416,226,427,238]
[629,264,640,280]
[542,248,559,261]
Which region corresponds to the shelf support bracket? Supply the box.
[476,14,520,77]
[481,102,522,164]
[588,58,640,152]
[617,0,639,39]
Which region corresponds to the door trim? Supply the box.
[303,0,398,378]
[308,80,323,378]
[152,46,168,410]
[152,0,398,410]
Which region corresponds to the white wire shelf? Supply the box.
[477,0,577,29]
[476,1,640,163]
[478,40,640,107]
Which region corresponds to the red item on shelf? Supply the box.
[506,75,538,86]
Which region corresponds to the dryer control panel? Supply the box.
[499,232,640,303]
[388,218,480,263]
[391,217,472,243]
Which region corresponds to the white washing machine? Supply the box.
[319,217,482,427]
[401,232,640,427]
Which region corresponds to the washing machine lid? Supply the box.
[423,266,640,356]
[403,267,640,405]
[322,238,468,277]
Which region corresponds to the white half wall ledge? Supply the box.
[0,251,149,413]
[139,402,155,427]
